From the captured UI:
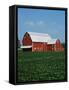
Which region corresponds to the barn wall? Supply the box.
[22,32,32,46]
[43,43,47,51]
[54,40,64,51]
[47,44,54,51]
[32,42,47,52]
[32,41,64,52]
[32,42,43,52]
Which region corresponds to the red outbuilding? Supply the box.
[21,32,64,52]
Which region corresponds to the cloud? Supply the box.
[24,21,45,27]
[24,21,34,26]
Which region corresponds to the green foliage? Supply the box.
[62,43,65,48]
[17,51,65,82]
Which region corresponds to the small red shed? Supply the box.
[22,32,64,52]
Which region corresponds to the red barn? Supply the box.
[21,32,64,52]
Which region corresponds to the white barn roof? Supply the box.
[26,32,57,44]
[48,39,57,44]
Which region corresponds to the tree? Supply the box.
[18,40,21,48]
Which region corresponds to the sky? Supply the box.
[18,8,65,43]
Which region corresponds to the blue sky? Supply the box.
[18,8,65,43]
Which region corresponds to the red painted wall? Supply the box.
[55,40,64,51]
[32,42,47,52]
[32,42,43,52]
[22,32,32,46]
[47,44,54,51]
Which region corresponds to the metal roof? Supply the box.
[48,39,57,44]
[27,32,57,44]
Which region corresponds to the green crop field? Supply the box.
[17,50,65,82]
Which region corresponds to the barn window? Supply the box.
[34,48,36,50]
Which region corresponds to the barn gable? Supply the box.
[22,32,32,46]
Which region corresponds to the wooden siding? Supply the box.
[32,42,43,52]
[22,32,32,46]
[32,42,48,52]
[54,40,64,51]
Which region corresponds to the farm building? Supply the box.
[21,32,64,52]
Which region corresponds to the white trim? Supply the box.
[20,45,32,49]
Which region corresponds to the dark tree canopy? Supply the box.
[62,43,65,48]
[18,40,21,48]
